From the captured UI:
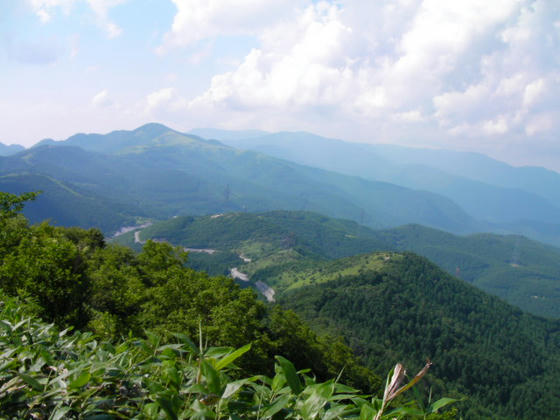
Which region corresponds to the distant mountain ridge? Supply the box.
[1,124,480,236]
[202,129,560,246]
[0,142,25,156]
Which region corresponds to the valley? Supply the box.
[113,210,560,318]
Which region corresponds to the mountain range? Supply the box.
[0,123,479,234]
[195,129,560,246]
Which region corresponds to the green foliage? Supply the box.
[0,190,39,220]
[0,291,456,419]
[0,218,101,328]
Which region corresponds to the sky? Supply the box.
[1,0,559,170]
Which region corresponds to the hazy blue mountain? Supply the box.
[0,142,25,156]
[370,144,560,207]
[213,130,560,246]
[1,125,478,236]
[391,164,560,224]
[190,127,270,141]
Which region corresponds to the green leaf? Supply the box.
[275,356,303,395]
[49,406,71,420]
[202,360,222,395]
[384,406,424,417]
[272,371,286,392]
[359,403,377,420]
[222,379,248,399]
[323,404,352,420]
[299,382,335,420]
[261,394,291,418]
[19,373,43,391]
[156,396,179,420]
[427,397,461,413]
[189,399,216,419]
[205,346,233,358]
[69,370,91,389]
[215,343,251,371]
[171,332,199,354]
[143,402,159,418]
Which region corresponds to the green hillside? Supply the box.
[5,192,454,419]
[376,224,560,318]
[0,173,137,231]
[277,253,560,419]
[119,211,560,318]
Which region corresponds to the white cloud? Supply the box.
[175,0,560,164]
[523,78,546,108]
[20,0,559,170]
[27,0,125,38]
[27,0,76,22]
[145,88,181,112]
[393,110,424,123]
[482,116,509,135]
[525,112,557,136]
[87,0,127,38]
[91,89,113,108]
[157,0,306,53]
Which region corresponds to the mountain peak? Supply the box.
[133,122,174,137]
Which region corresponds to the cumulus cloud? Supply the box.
[91,89,113,108]
[27,0,76,22]
[165,0,559,161]
[87,0,127,38]
[27,0,125,38]
[157,0,306,53]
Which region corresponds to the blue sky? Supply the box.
[1,0,559,171]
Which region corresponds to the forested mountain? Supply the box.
[277,253,560,419]
[208,130,560,246]
[116,211,560,319]
[1,124,478,234]
[0,142,25,156]
[0,172,138,231]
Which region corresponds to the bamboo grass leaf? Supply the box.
[275,356,303,395]
[215,343,251,371]
[427,397,462,414]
